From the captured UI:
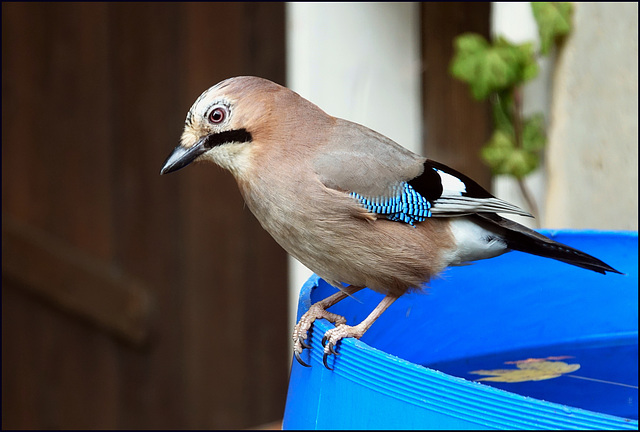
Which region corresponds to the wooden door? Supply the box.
[2,3,288,429]
[421,2,492,188]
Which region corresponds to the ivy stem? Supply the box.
[512,87,524,154]
[512,87,540,223]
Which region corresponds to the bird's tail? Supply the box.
[472,213,622,275]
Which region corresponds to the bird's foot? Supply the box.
[292,303,347,367]
[321,323,367,370]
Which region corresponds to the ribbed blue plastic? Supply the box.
[283,230,638,430]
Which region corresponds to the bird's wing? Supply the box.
[312,120,530,224]
[416,159,532,218]
[312,119,425,198]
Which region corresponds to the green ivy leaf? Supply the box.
[450,34,539,100]
[450,34,492,100]
[449,34,488,82]
[481,130,516,175]
[494,38,540,84]
[532,2,573,55]
[514,41,540,82]
[508,148,539,179]
[492,92,515,134]
[522,113,546,152]
[481,117,544,179]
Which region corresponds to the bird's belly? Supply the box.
[258,208,456,296]
[241,178,458,295]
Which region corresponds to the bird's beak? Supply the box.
[160,137,208,175]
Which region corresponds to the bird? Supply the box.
[160,76,621,370]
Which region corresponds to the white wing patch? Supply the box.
[436,169,467,195]
[431,169,532,217]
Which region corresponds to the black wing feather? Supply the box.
[409,159,531,217]
[409,159,494,200]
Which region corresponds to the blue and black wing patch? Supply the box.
[350,159,531,226]
[350,182,432,226]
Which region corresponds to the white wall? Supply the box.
[492,2,638,231]
[285,2,422,336]
[545,2,638,230]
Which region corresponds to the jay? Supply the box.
[161,76,620,369]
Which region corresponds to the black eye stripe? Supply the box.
[203,129,253,149]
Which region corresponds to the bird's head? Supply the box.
[160,76,293,177]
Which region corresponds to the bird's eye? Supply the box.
[208,107,227,124]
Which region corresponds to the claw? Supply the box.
[294,350,311,367]
[328,343,340,355]
[321,335,328,347]
[322,341,341,370]
[299,336,311,349]
[322,352,334,370]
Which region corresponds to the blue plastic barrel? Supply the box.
[283,230,638,429]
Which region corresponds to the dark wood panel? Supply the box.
[2,3,123,429]
[179,5,253,428]
[2,2,115,259]
[178,3,288,428]
[2,278,122,429]
[421,2,493,189]
[2,215,152,344]
[108,2,189,428]
[2,2,288,430]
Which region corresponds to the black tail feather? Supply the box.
[472,213,622,275]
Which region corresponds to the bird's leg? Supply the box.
[292,285,362,367]
[321,295,398,370]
